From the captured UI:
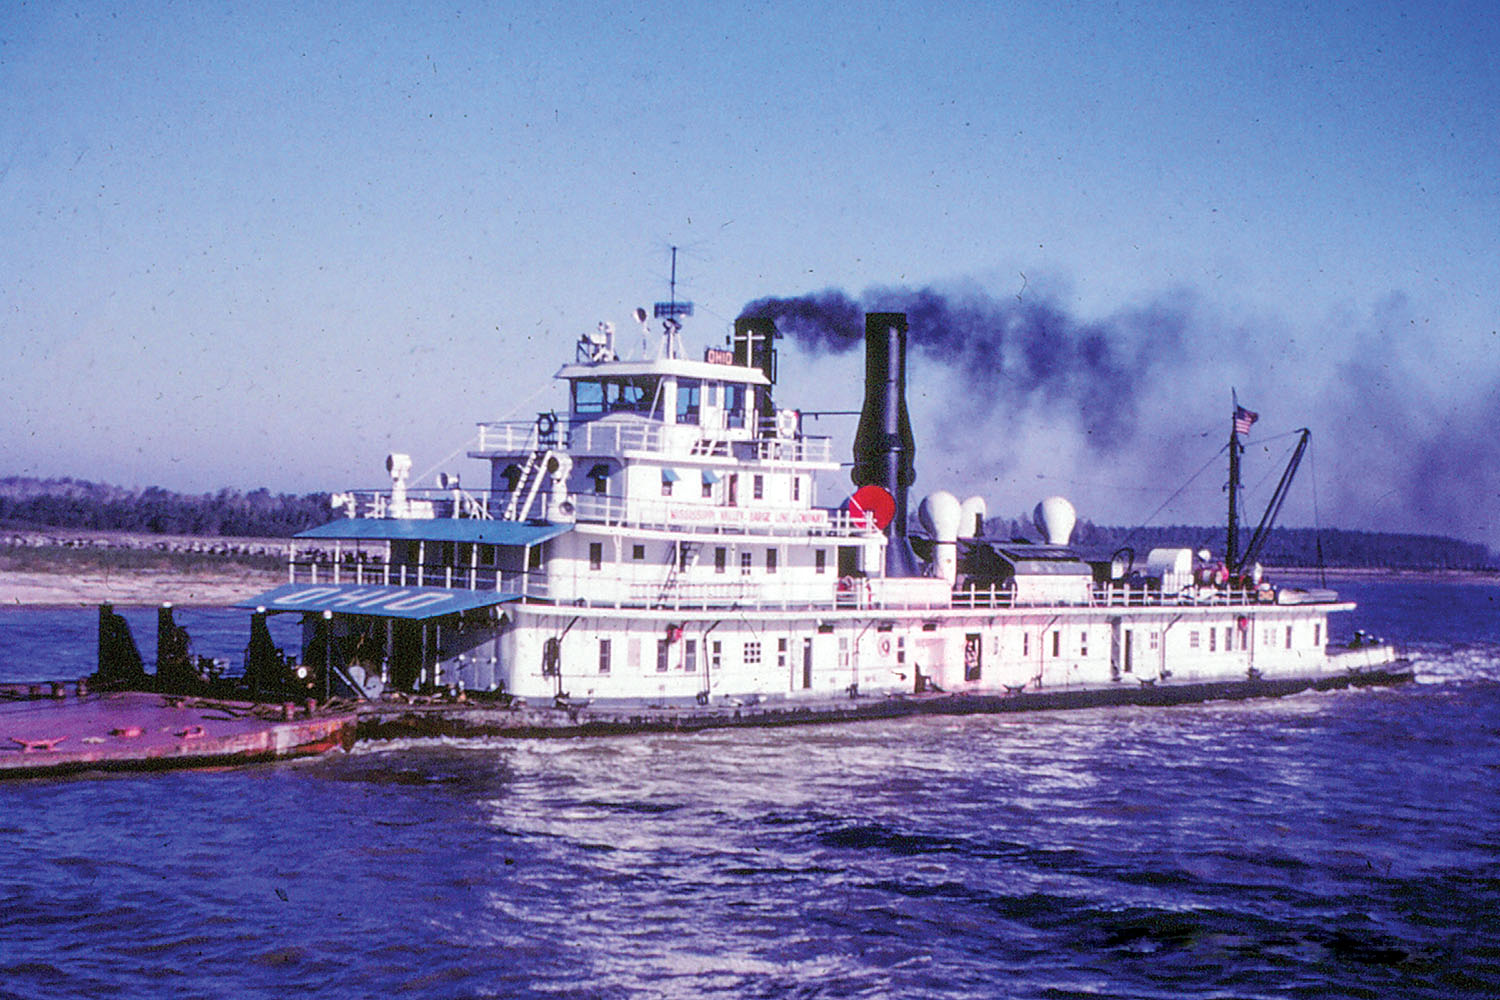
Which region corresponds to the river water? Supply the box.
[1,580,1497,999]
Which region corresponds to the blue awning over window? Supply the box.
[235,583,523,620]
[660,468,680,482]
[701,469,722,484]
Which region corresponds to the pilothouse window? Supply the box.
[572,376,660,416]
[675,379,701,425]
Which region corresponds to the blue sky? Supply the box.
[3,1,1498,545]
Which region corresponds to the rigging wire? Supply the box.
[1310,438,1327,588]
[412,378,557,486]
[1118,443,1228,552]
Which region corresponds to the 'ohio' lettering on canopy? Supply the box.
[271,587,458,613]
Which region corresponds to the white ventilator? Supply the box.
[1032,496,1076,546]
[957,495,987,539]
[919,490,963,584]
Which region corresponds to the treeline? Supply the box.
[985,516,1497,570]
[0,477,330,538]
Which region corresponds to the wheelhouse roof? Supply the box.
[555,358,770,385]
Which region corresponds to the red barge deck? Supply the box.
[0,689,357,779]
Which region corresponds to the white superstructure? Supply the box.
[243,307,1398,706]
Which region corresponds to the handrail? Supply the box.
[474,417,835,463]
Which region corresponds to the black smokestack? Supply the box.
[853,312,922,577]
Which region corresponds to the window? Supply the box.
[1314,623,1321,647]
[793,477,801,502]
[725,383,747,429]
[593,475,607,495]
[702,478,713,498]
[711,641,722,671]
[1023,633,1030,657]
[715,547,727,574]
[744,641,762,665]
[588,542,602,571]
[598,639,611,674]
[1080,632,1089,657]
[1224,627,1233,652]
[632,544,645,561]
[896,636,906,665]
[574,375,659,415]
[1209,629,1217,652]
[684,639,697,673]
[1051,630,1060,657]
[777,638,788,669]
[656,640,669,672]
[676,378,701,424]
[766,549,778,574]
[1286,625,1293,649]
[753,474,764,500]
[740,552,753,576]
[964,633,982,681]
[815,549,827,574]
[1189,630,1200,649]
[1149,632,1160,651]
[661,476,674,497]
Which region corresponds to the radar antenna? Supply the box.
[652,245,693,359]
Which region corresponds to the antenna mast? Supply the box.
[652,245,693,359]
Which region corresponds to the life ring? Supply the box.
[536,411,558,437]
[879,637,892,656]
[776,409,798,438]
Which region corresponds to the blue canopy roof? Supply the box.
[236,583,523,620]
[297,519,572,545]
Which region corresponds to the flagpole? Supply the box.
[1228,390,1240,572]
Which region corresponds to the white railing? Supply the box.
[473,417,834,464]
[289,559,551,599]
[285,553,1305,616]
[332,489,492,521]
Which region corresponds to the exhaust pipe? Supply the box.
[852,312,922,577]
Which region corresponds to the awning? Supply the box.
[587,463,612,478]
[701,469,722,484]
[660,468,680,482]
[235,583,523,620]
[297,519,573,545]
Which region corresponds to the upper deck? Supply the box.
[470,414,836,468]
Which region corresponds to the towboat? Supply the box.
[233,305,1403,708]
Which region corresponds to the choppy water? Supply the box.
[1,580,1497,999]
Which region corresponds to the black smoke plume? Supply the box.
[738,284,1500,550]
[739,285,1184,450]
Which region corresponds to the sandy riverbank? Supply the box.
[0,567,282,607]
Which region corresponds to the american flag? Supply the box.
[1233,405,1259,436]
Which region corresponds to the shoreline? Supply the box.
[0,563,1495,609]
[0,568,281,607]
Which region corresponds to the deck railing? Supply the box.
[288,558,551,599]
[286,556,1285,615]
[473,418,835,464]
